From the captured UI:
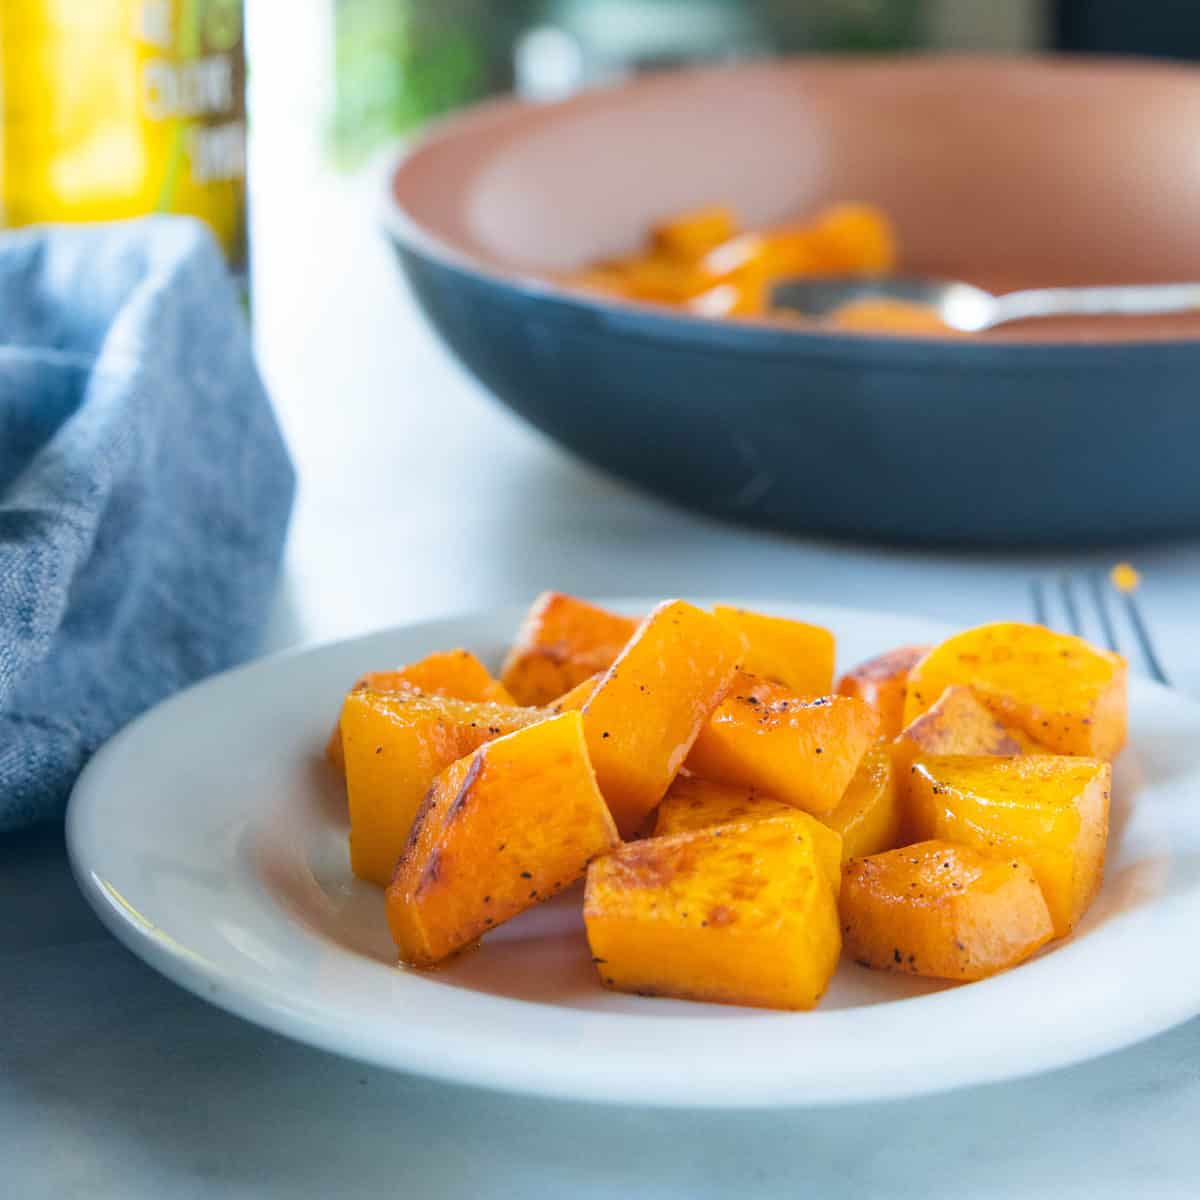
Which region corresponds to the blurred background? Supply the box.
[6,0,1200,266]
[6,0,1200,583]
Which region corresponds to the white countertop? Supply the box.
[7,93,1200,1198]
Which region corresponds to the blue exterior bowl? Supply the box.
[383,59,1200,546]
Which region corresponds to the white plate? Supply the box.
[67,602,1200,1108]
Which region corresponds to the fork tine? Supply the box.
[1058,574,1082,636]
[1030,578,1049,626]
[1121,588,1170,686]
[1087,571,1119,653]
[1032,567,1170,686]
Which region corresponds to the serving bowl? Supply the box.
[384,56,1200,545]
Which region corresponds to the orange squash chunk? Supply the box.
[823,745,901,860]
[579,600,745,837]
[651,776,842,895]
[836,644,930,738]
[388,712,618,967]
[650,204,738,259]
[909,755,1111,937]
[341,690,543,886]
[761,225,819,277]
[653,775,793,834]
[599,254,713,303]
[584,819,841,1010]
[805,203,897,274]
[712,605,835,696]
[891,685,1025,839]
[565,259,712,304]
[894,684,1026,763]
[500,592,640,707]
[326,650,513,771]
[841,840,1054,981]
[904,622,1127,760]
[825,298,957,336]
[548,671,602,713]
[602,235,768,311]
[687,680,879,816]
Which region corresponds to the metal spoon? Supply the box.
[772,275,1200,332]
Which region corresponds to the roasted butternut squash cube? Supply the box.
[762,225,819,277]
[342,690,543,886]
[653,775,794,835]
[836,644,930,739]
[584,820,841,1010]
[580,600,745,837]
[712,605,835,696]
[588,253,713,303]
[387,712,619,967]
[909,754,1111,936]
[893,685,1023,767]
[841,840,1054,981]
[891,685,1025,836]
[548,672,602,713]
[500,592,640,707]
[823,745,901,860]
[650,204,738,259]
[904,622,1127,759]
[652,776,842,895]
[825,298,958,335]
[806,203,897,274]
[326,650,513,771]
[687,682,879,816]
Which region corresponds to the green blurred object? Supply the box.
[757,0,924,53]
[331,0,510,167]
[330,0,925,167]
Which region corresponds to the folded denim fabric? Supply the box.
[0,218,294,830]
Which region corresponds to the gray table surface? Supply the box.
[7,75,1200,1196]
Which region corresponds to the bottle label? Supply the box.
[1,0,247,270]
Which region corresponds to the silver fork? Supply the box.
[1031,567,1169,686]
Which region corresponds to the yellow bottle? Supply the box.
[1,0,246,270]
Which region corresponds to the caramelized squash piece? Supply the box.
[585,819,841,1010]
[653,775,794,834]
[651,204,738,259]
[823,745,901,860]
[761,226,818,277]
[500,592,640,707]
[548,671,602,713]
[909,754,1110,937]
[687,679,879,816]
[805,203,897,274]
[657,744,898,863]
[591,254,712,303]
[904,623,1127,759]
[341,690,543,886]
[841,840,1054,981]
[836,644,930,738]
[580,600,745,837]
[651,775,842,895]
[326,650,512,771]
[891,685,1026,839]
[388,712,618,967]
[571,201,897,319]
[894,684,1026,763]
[712,605,835,696]
[826,298,956,336]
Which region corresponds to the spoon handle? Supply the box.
[989,283,1200,328]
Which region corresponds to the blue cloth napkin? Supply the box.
[0,218,295,831]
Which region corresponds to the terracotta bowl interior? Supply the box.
[391,56,1200,342]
